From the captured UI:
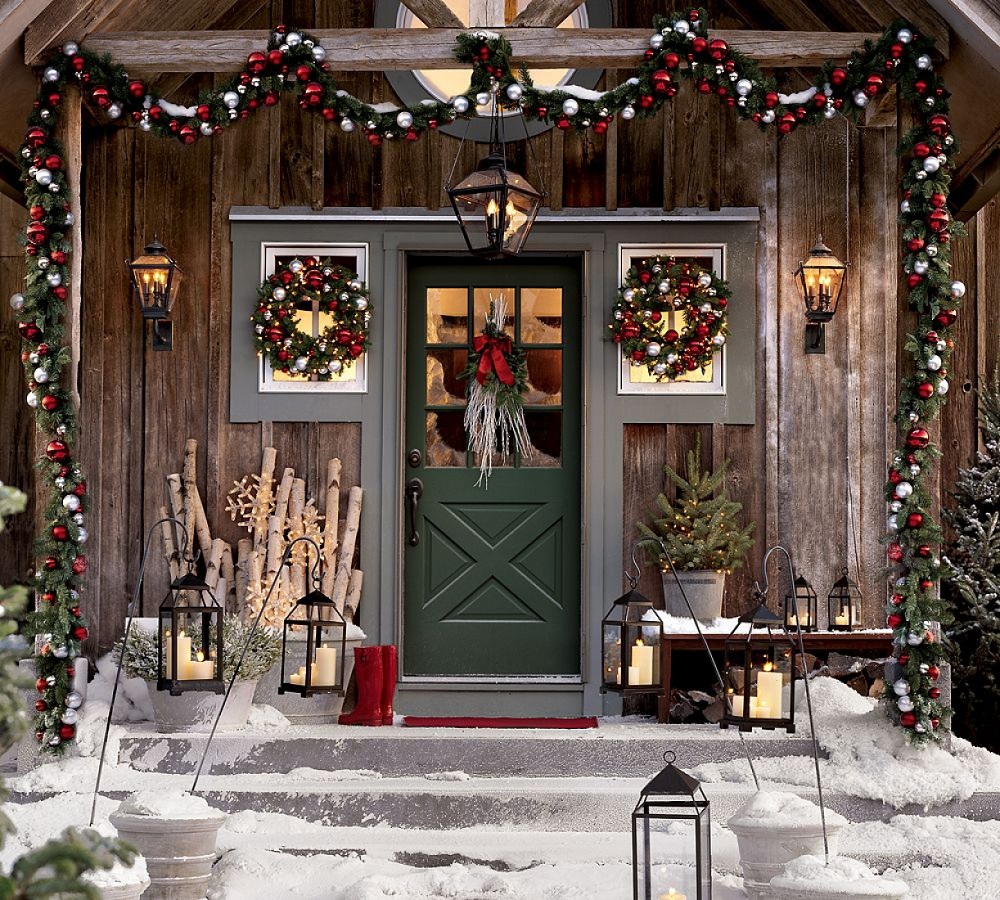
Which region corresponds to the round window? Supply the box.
[374,0,612,140]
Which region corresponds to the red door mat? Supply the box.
[402,716,599,729]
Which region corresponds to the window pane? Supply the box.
[523,349,562,406]
[426,411,466,467]
[522,411,561,467]
[473,288,515,334]
[427,288,468,343]
[427,349,468,406]
[520,287,562,344]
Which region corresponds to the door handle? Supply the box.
[405,478,424,547]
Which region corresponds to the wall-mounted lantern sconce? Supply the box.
[127,237,181,351]
[794,235,847,355]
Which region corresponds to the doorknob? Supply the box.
[405,478,424,547]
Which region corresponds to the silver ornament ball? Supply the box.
[892,678,911,696]
[65,690,83,709]
[897,28,913,43]
[562,98,579,116]
[396,111,413,129]
[35,168,53,186]
[9,293,25,311]
[950,280,966,298]
[63,41,79,55]
[650,33,664,50]
[621,105,636,120]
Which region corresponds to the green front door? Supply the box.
[404,256,582,677]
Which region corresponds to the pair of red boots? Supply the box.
[338,644,397,726]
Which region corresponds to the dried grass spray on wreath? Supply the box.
[608,256,730,380]
[252,256,372,380]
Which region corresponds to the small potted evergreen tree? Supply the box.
[638,434,754,620]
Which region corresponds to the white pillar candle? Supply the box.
[834,610,850,626]
[731,694,757,717]
[185,652,215,680]
[631,640,654,685]
[756,663,784,719]
[659,890,687,900]
[315,646,337,685]
[172,633,192,680]
[290,672,301,685]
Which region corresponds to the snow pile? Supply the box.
[728,790,847,830]
[644,610,740,633]
[287,767,382,782]
[117,789,222,820]
[534,83,607,102]
[87,652,154,724]
[425,771,472,782]
[770,855,907,897]
[247,704,291,731]
[695,677,1000,809]
[82,822,150,888]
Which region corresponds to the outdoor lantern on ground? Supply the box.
[632,750,712,900]
[278,587,347,697]
[601,584,664,696]
[126,236,181,350]
[446,88,544,258]
[721,603,797,733]
[794,234,847,354]
[157,565,224,696]
[783,574,818,633]
[828,567,863,631]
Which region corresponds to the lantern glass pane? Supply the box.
[129,252,181,317]
[157,582,224,693]
[723,632,796,732]
[797,254,846,322]
[828,573,862,630]
[632,802,711,899]
[784,578,818,632]
[450,167,542,256]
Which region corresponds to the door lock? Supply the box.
[407,449,422,468]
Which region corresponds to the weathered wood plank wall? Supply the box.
[0,0,997,651]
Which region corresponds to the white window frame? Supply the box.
[616,243,727,396]
[258,242,369,394]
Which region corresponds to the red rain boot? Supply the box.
[380,645,398,725]
[338,646,383,726]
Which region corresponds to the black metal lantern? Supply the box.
[601,584,664,696]
[828,567,863,631]
[794,235,847,354]
[721,604,797,733]
[783,575,818,633]
[278,588,347,697]
[127,237,181,350]
[157,566,224,695]
[446,91,544,259]
[632,751,712,900]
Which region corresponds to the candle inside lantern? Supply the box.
[834,608,850,627]
[731,694,757,717]
[185,650,215,681]
[658,890,687,900]
[756,661,783,719]
[788,610,811,628]
[314,646,337,686]
[617,665,641,685]
[631,639,654,685]
[169,631,191,680]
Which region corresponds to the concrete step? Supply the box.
[117,721,819,777]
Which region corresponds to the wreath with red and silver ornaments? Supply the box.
[251,257,372,380]
[607,257,730,380]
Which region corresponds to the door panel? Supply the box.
[404,257,582,677]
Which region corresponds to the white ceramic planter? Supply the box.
[95,877,151,899]
[109,809,225,900]
[661,570,726,620]
[253,636,363,724]
[147,679,257,733]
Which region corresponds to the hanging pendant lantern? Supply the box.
[794,235,847,354]
[447,86,544,259]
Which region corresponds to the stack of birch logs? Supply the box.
[159,440,364,627]
[159,439,237,606]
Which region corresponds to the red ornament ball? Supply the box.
[929,687,941,700]
[906,427,930,449]
[830,67,847,85]
[46,439,69,462]
[864,73,885,95]
[59,723,76,740]
[35,677,48,693]
[887,543,905,563]
[927,114,951,136]
[917,382,934,399]
[934,309,958,328]
[35,699,47,712]
[907,512,924,529]
[927,208,950,233]
[916,544,932,558]
[72,625,89,641]
[52,525,69,541]
[41,394,59,411]
[44,556,58,570]
[887,613,904,628]
[72,555,87,575]
[926,664,941,680]
[899,653,910,665]
[891,593,904,606]
[900,711,917,728]
[920,579,934,591]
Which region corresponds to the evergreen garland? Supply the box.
[942,371,1000,752]
[12,11,961,746]
[639,434,754,571]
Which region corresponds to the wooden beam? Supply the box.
[863,83,898,128]
[399,0,464,29]
[24,0,135,65]
[0,0,57,56]
[77,28,883,72]
[510,0,585,27]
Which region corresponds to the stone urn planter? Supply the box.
[254,630,365,724]
[146,679,258,733]
[769,855,908,900]
[110,791,226,900]
[728,792,848,900]
[661,569,726,620]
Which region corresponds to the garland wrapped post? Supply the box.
[12,11,960,746]
[607,256,730,380]
[461,297,530,487]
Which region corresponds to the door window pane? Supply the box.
[426,411,466,467]
[427,349,469,406]
[473,287,515,333]
[427,288,468,343]
[522,411,562,467]
[520,287,562,344]
[523,349,562,406]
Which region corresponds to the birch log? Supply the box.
[273,467,294,524]
[264,514,283,594]
[204,538,226,592]
[288,477,307,598]
[182,439,201,555]
[236,538,252,612]
[188,485,213,557]
[332,487,363,613]
[166,474,186,556]
[345,569,364,622]
[158,505,180,581]
[221,542,235,606]
[321,458,342,597]
[253,447,278,555]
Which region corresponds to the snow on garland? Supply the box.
[607,256,729,380]
[461,297,530,487]
[251,258,371,380]
[14,11,961,748]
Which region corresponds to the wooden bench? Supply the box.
[657,630,895,723]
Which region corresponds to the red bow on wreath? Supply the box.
[473,334,515,386]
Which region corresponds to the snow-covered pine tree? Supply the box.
[943,369,1000,752]
[638,434,754,571]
